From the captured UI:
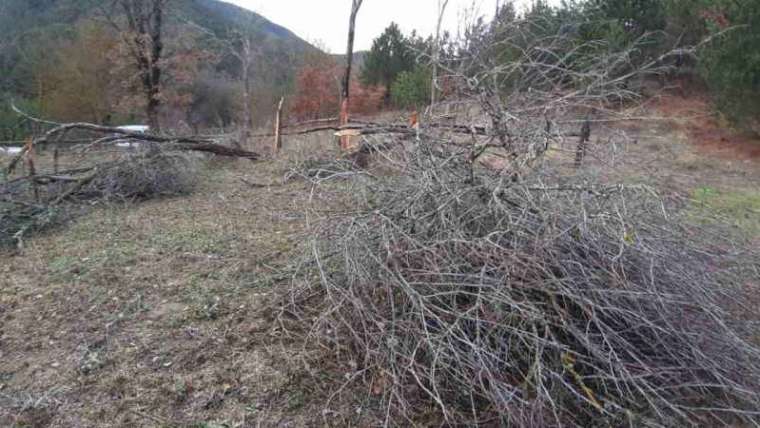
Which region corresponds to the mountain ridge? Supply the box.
[0,0,316,95]
[0,0,312,47]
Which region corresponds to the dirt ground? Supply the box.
[654,92,760,161]
[0,132,369,427]
[552,91,760,239]
[1,96,759,427]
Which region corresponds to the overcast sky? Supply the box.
[221,0,509,53]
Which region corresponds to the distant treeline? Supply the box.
[0,0,312,140]
[290,0,758,132]
[2,0,758,140]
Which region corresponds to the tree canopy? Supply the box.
[360,23,416,99]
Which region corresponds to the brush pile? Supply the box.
[277,138,760,426]
[0,145,197,247]
[1,120,259,248]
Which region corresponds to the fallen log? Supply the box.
[256,120,490,138]
[284,116,339,128]
[276,121,581,140]
[172,142,259,160]
[5,107,261,176]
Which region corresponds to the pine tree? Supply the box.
[360,23,416,103]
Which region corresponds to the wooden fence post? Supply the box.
[25,138,39,203]
[339,98,350,150]
[274,97,284,154]
[574,117,591,168]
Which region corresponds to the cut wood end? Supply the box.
[334,129,362,137]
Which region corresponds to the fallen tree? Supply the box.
[1,146,198,248]
[4,115,259,176]
[253,118,492,139]
[1,108,260,248]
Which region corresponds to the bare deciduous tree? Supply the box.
[230,33,258,145]
[104,0,166,132]
[176,15,261,143]
[431,0,450,110]
[339,0,364,149]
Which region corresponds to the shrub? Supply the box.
[390,67,431,109]
[290,54,385,121]
[698,0,760,131]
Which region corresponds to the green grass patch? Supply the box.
[48,240,139,282]
[690,186,760,236]
[148,228,229,255]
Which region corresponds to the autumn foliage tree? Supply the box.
[291,51,383,121]
[290,52,341,121]
[18,16,219,130]
[42,22,123,124]
[103,0,166,132]
[0,0,310,138]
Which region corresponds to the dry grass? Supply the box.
[0,106,758,427]
[542,95,760,243]
[0,136,360,427]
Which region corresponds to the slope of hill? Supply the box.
[332,51,369,71]
[183,0,305,43]
[0,0,314,95]
[0,0,311,49]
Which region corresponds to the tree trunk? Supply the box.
[242,67,252,140]
[341,0,363,103]
[575,117,591,168]
[119,0,164,133]
[147,92,160,132]
[340,0,364,150]
[274,97,284,154]
[431,0,450,111]
[147,0,163,132]
[240,37,254,146]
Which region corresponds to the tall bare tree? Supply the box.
[230,33,257,144]
[431,0,450,110]
[105,0,166,132]
[341,0,364,104]
[339,0,364,149]
[175,15,260,142]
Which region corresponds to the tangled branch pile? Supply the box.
[0,110,261,247]
[270,13,760,426]
[278,136,760,425]
[80,148,198,200]
[0,145,197,247]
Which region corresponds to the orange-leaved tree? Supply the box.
[291,50,384,122]
[290,52,341,121]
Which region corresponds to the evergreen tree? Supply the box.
[592,0,666,36]
[391,66,431,109]
[360,23,416,102]
[699,0,760,130]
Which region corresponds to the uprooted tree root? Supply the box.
[274,140,760,426]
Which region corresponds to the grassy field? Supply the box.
[1,101,759,427]
[0,139,354,426]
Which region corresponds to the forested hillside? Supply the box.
[0,0,314,136]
